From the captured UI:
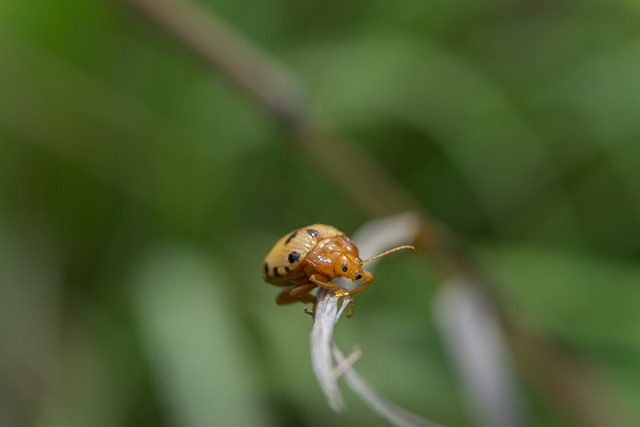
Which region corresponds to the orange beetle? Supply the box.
[263,224,413,316]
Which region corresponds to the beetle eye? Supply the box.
[355,274,362,280]
[342,262,348,272]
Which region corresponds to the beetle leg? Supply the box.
[309,274,349,297]
[340,271,374,317]
[309,273,359,317]
[275,283,317,315]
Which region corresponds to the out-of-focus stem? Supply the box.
[124,0,305,126]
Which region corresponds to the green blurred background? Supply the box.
[1,0,640,426]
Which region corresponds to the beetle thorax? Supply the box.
[304,236,359,277]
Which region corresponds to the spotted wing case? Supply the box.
[263,224,344,284]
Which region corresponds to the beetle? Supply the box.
[262,224,414,316]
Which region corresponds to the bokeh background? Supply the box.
[1,0,640,426]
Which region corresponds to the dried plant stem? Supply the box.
[311,288,439,427]
[309,288,347,411]
[332,346,442,427]
[122,1,634,426]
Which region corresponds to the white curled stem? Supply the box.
[310,288,440,427]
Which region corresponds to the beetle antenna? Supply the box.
[362,245,415,264]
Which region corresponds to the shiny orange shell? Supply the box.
[263,224,344,284]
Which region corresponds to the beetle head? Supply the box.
[334,254,365,282]
[333,245,415,282]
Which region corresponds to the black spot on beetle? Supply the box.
[273,266,281,277]
[285,231,297,244]
[356,274,362,280]
[264,262,269,275]
[306,228,319,238]
[342,262,348,272]
[284,266,291,273]
[288,251,301,264]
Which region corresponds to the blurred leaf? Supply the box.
[480,243,640,423]
[35,313,145,427]
[538,39,640,148]
[535,39,640,236]
[131,246,272,427]
[481,244,640,353]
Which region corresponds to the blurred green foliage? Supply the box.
[1,0,640,426]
